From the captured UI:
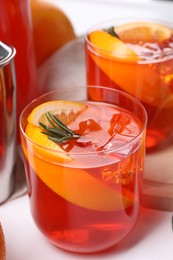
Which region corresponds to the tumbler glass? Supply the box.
[85,18,173,149]
[20,86,147,253]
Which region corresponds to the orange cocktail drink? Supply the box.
[85,19,173,148]
[20,86,147,253]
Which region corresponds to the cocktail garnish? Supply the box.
[105,26,120,39]
[39,112,80,143]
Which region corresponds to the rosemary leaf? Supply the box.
[47,112,79,136]
[105,26,120,39]
[41,131,58,138]
[45,113,58,129]
[47,128,69,137]
[39,122,68,137]
[39,112,80,144]
[48,135,78,143]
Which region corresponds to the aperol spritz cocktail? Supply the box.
[20,86,147,253]
[85,19,173,148]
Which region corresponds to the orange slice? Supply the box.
[28,100,87,127]
[115,22,172,42]
[25,100,87,162]
[89,30,138,61]
[24,123,71,163]
[23,145,135,211]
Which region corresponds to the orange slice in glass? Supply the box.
[115,21,172,42]
[25,100,88,162]
[24,123,71,162]
[25,152,135,211]
[23,100,135,211]
[28,100,88,127]
[89,30,138,61]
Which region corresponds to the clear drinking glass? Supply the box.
[85,18,173,149]
[20,86,147,253]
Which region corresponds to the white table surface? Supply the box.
[55,0,173,36]
[0,196,173,260]
[1,0,173,259]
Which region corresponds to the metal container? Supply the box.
[0,41,16,203]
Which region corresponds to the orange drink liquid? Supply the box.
[20,86,147,253]
[85,19,173,148]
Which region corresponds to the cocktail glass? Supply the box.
[20,86,147,253]
[85,18,173,149]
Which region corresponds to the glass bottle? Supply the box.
[0,0,39,140]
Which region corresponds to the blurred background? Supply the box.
[54,0,173,36]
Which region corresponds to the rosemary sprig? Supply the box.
[39,112,80,143]
[104,26,120,39]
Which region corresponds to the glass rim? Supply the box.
[85,17,173,63]
[19,85,147,157]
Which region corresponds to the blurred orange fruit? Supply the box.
[30,0,76,66]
